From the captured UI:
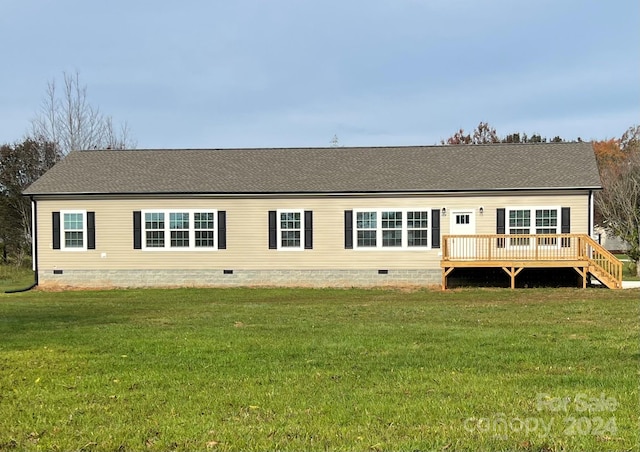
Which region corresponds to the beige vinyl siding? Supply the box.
[35,192,589,272]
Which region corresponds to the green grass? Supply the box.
[0,288,638,451]
[614,254,639,281]
[0,266,35,293]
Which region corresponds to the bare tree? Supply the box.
[620,125,640,154]
[442,121,499,145]
[595,148,640,276]
[31,71,136,154]
[472,121,499,144]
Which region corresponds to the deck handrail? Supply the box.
[581,235,623,287]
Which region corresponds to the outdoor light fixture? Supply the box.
[441,207,446,216]
[479,206,484,215]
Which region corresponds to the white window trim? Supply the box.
[276,209,305,251]
[353,208,431,250]
[141,209,218,251]
[506,206,561,248]
[60,210,87,251]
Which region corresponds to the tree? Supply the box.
[442,128,472,145]
[442,121,499,145]
[620,125,640,154]
[595,142,640,276]
[0,195,20,264]
[31,71,135,155]
[472,122,499,144]
[593,139,626,169]
[502,132,526,143]
[0,138,61,265]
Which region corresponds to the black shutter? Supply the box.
[561,207,571,248]
[268,210,277,249]
[561,207,570,233]
[431,209,440,249]
[218,211,226,249]
[344,210,353,249]
[304,210,313,250]
[133,211,142,249]
[52,211,60,250]
[496,208,506,248]
[87,212,96,250]
[496,208,506,234]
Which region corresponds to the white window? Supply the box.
[356,211,377,247]
[145,212,165,248]
[354,209,430,249]
[142,210,216,250]
[277,210,303,250]
[407,211,429,247]
[535,209,558,245]
[507,207,560,247]
[508,209,531,246]
[194,212,215,247]
[61,210,86,250]
[382,211,403,247]
[170,212,190,247]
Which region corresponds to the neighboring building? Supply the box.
[24,142,621,289]
[594,226,630,253]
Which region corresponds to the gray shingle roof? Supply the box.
[23,142,602,196]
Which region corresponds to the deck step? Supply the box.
[589,266,622,289]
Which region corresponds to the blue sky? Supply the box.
[1,0,638,149]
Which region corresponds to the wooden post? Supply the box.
[442,267,454,290]
[502,266,523,289]
[573,266,587,288]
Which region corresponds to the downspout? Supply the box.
[32,197,38,286]
[5,198,38,293]
[588,190,594,237]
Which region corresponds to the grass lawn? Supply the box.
[0,287,638,451]
[0,266,35,293]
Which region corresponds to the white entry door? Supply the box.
[449,211,476,259]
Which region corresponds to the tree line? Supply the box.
[441,121,568,145]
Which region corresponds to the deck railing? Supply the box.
[442,233,623,288]
[443,234,585,261]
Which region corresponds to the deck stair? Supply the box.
[582,235,623,289]
[441,234,623,289]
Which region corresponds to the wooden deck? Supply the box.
[440,234,623,289]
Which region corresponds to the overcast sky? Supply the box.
[1,0,638,149]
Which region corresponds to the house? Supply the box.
[594,226,630,253]
[23,142,622,289]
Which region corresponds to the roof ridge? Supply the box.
[73,141,592,153]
